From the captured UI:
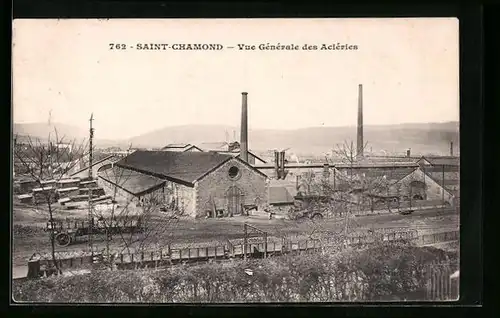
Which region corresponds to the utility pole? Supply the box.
[243,223,248,261]
[89,113,94,179]
[442,164,445,212]
[88,114,95,257]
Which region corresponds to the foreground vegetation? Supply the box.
[13,242,458,303]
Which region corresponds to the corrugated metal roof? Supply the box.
[115,150,234,186]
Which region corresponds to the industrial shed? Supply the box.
[71,155,118,179]
[215,150,266,165]
[161,143,203,152]
[388,167,456,205]
[98,167,167,206]
[98,151,268,218]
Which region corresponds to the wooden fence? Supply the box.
[425,261,459,300]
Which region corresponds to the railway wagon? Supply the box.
[45,216,144,247]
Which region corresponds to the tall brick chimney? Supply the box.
[274,151,280,179]
[450,141,454,156]
[357,84,364,158]
[240,92,249,163]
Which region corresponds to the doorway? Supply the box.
[226,186,244,216]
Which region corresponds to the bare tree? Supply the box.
[13,129,90,274]
[290,140,390,241]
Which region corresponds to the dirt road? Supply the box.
[12,207,458,268]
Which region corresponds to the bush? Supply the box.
[13,243,456,303]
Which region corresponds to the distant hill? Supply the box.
[13,121,459,157]
[128,122,460,156]
[12,122,128,148]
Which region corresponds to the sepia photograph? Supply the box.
[11,18,460,303]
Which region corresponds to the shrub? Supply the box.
[13,243,456,303]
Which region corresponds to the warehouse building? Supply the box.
[70,155,119,179]
[97,150,268,218]
[161,143,203,152]
[160,141,266,165]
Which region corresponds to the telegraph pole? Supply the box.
[89,113,94,179]
[88,114,95,256]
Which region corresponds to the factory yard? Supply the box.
[12,201,459,269]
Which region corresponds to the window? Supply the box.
[228,166,240,179]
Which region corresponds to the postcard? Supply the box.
[12,18,459,303]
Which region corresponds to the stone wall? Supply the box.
[391,169,454,204]
[195,158,267,218]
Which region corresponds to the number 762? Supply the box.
[109,43,127,50]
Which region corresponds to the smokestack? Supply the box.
[280,151,286,179]
[274,151,280,179]
[407,148,411,157]
[240,92,249,163]
[357,84,364,158]
[450,141,454,156]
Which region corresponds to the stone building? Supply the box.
[389,167,455,205]
[97,150,268,218]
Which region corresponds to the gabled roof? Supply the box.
[163,143,191,148]
[360,156,419,164]
[216,150,267,164]
[421,156,459,166]
[115,150,234,186]
[199,142,229,151]
[336,166,418,182]
[161,144,203,152]
[98,166,166,197]
[423,171,460,188]
[389,167,457,197]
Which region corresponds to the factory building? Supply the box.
[98,150,268,218]
[161,143,203,152]
[96,92,269,218]
[160,142,266,165]
[388,167,455,205]
[70,155,119,179]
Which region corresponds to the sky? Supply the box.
[13,18,459,140]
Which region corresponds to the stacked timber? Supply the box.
[57,187,80,198]
[32,187,57,204]
[56,178,81,189]
[79,187,105,197]
[40,179,56,188]
[17,180,38,194]
[79,180,98,188]
[17,193,34,204]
